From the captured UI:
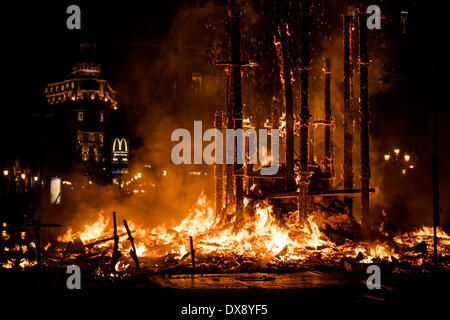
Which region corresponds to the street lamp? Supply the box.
[137,172,142,178]
[384,154,390,161]
[21,173,26,180]
[404,154,410,162]
[394,148,400,155]
[3,170,8,176]
[33,176,39,182]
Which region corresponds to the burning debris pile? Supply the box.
[1,193,449,276]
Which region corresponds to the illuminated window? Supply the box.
[191,73,202,93]
[77,133,83,141]
[99,134,104,143]
[78,112,84,121]
[99,113,104,123]
[89,133,95,142]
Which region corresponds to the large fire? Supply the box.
[1,192,438,274]
[1,193,449,273]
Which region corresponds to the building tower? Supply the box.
[44,43,119,181]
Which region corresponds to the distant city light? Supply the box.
[394,148,400,155]
[402,169,406,174]
[21,173,26,180]
[384,154,390,161]
[3,170,8,176]
[404,154,410,162]
[137,172,142,178]
[33,176,39,182]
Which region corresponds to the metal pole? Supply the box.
[432,111,439,268]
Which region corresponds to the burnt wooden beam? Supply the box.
[323,58,334,189]
[123,219,140,271]
[111,211,122,272]
[343,14,355,215]
[190,236,196,272]
[271,188,375,199]
[274,23,295,190]
[214,110,225,219]
[359,9,371,230]
[298,0,313,220]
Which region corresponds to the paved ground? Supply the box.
[1,268,448,317]
[150,271,348,289]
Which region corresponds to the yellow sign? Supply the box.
[113,138,128,152]
[112,138,129,164]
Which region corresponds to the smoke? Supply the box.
[40,0,446,239]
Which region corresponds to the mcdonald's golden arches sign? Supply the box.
[111,138,129,164]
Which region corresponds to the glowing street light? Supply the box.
[137,172,142,178]
[21,173,26,180]
[33,176,39,182]
[3,170,8,176]
[402,169,406,174]
[394,148,400,155]
[404,154,410,162]
[384,154,390,161]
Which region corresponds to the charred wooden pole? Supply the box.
[309,123,315,165]
[229,11,245,223]
[217,7,253,221]
[223,5,235,210]
[271,97,280,130]
[189,236,196,272]
[359,10,371,230]
[343,14,355,214]
[432,111,439,268]
[298,0,313,220]
[323,58,333,189]
[215,110,225,219]
[225,70,235,208]
[60,241,72,264]
[111,211,122,271]
[274,24,295,190]
[123,219,140,270]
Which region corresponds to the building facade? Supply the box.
[44,44,120,182]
